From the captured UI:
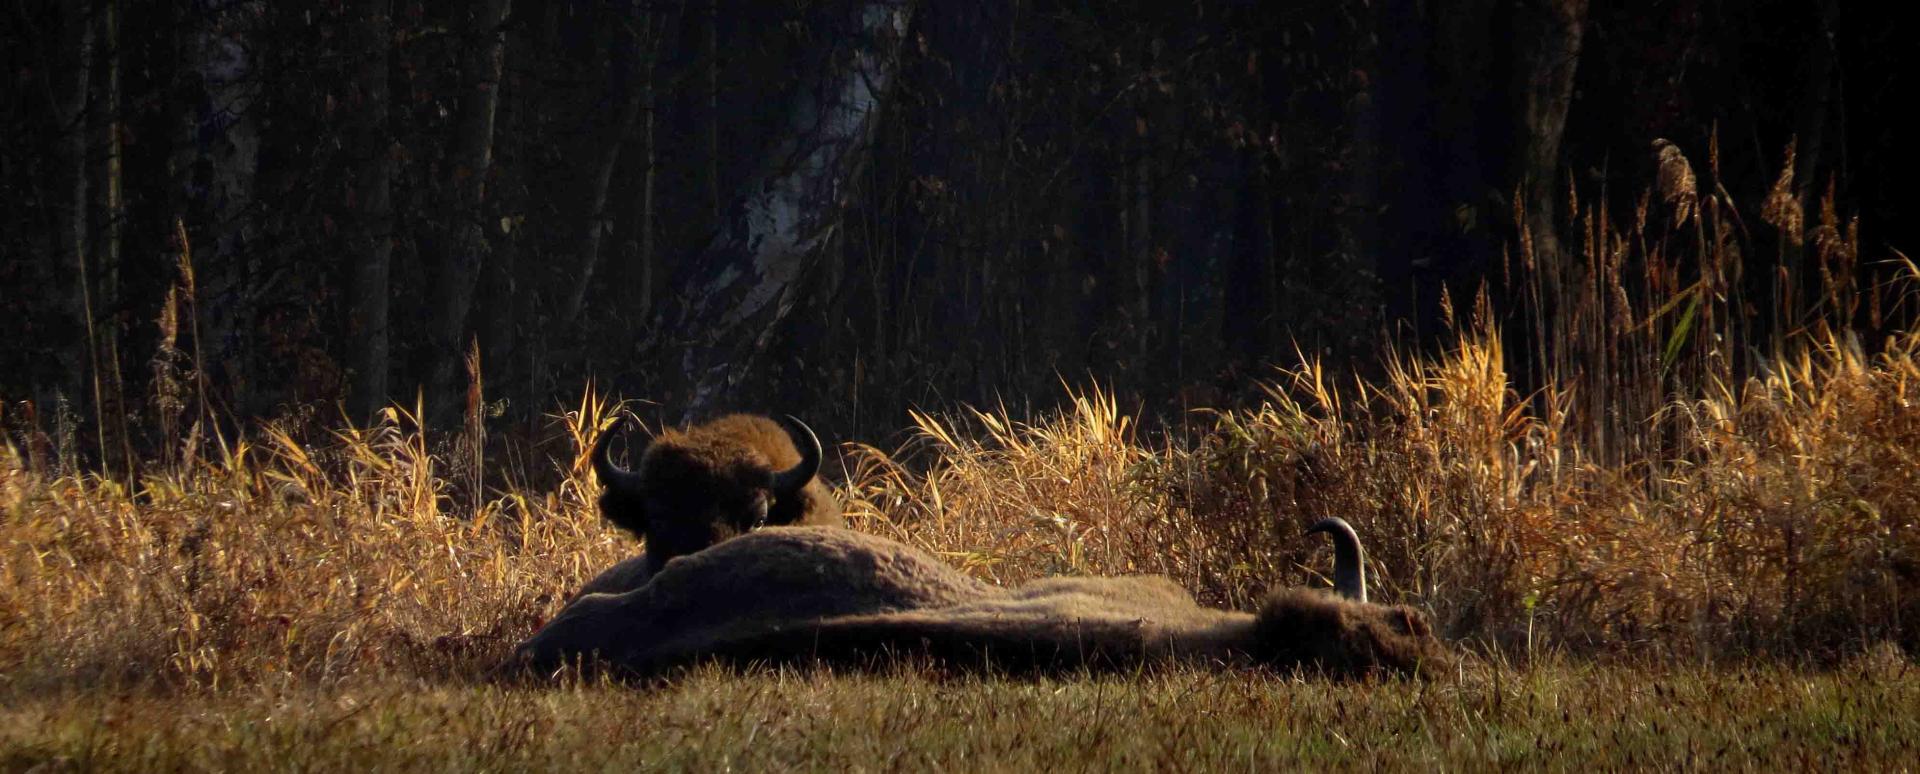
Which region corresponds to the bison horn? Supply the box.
[591,422,649,495]
[770,415,823,496]
[1307,517,1368,603]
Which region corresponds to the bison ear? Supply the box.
[598,488,650,541]
[607,493,648,531]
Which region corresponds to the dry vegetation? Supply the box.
[3,148,1918,765]
[839,143,1920,662]
[842,298,1920,660]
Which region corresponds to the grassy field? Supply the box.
[5,158,1920,768]
[5,660,1917,771]
[5,344,1918,769]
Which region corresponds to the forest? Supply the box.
[6,2,1920,767]
[5,0,1909,469]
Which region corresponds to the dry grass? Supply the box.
[9,300,1912,697]
[1,143,1917,767]
[0,391,631,691]
[830,296,1920,660]
[837,142,1920,661]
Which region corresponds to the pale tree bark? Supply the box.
[346,0,394,421]
[649,0,912,418]
[1511,0,1587,300]
[171,0,264,405]
[423,0,511,412]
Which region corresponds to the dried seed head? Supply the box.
[1652,139,1697,227]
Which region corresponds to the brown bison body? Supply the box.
[584,414,843,595]
[515,520,1446,680]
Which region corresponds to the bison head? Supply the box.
[591,414,833,566]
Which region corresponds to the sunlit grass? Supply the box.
[0,389,631,691]
[2,146,1917,766]
[4,660,1916,771]
[5,274,1918,692]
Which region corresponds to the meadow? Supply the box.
[5,152,1920,769]
[5,661,1918,770]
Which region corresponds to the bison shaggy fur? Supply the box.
[580,414,843,596]
[513,525,1448,680]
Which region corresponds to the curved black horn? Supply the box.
[1307,517,1368,603]
[770,415,823,495]
[591,423,649,494]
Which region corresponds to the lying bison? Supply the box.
[514,516,1446,680]
[576,414,843,597]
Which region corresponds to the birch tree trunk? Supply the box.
[171,0,263,408]
[649,0,912,418]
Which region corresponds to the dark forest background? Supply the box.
[2,0,1911,474]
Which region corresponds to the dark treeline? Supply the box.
[2,0,1909,472]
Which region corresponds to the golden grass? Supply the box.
[0,392,630,691]
[832,297,1920,660]
[6,284,1918,694]
[3,143,1917,704]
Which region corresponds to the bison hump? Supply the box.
[641,526,999,624]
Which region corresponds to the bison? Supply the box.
[513,516,1447,680]
[576,413,844,597]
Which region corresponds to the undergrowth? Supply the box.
[3,143,1918,696]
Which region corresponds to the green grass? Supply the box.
[5,660,1916,771]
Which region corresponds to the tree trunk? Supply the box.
[1343,1,1383,339]
[346,0,394,421]
[1511,0,1588,301]
[560,2,659,333]
[480,12,532,426]
[90,0,133,477]
[650,0,912,418]
[704,0,720,225]
[633,52,659,318]
[423,0,511,412]
[173,0,263,413]
[1129,153,1152,340]
[31,0,96,446]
